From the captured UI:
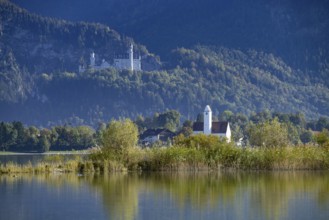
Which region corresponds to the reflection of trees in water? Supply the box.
[247,172,329,220]
[89,173,139,220]
[87,171,329,220]
[1,171,329,220]
[140,172,240,209]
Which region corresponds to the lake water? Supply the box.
[0,171,328,220]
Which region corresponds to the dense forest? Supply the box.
[1,0,329,126]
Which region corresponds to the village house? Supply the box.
[193,105,231,142]
[139,128,176,146]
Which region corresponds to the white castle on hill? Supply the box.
[79,44,141,73]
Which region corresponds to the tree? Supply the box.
[300,130,314,144]
[219,110,233,121]
[12,121,25,148]
[316,117,329,131]
[101,119,138,161]
[155,110,180,131]
[196,113,204,122]
[38,129,51,152]
[315,129,329,147]
[25,126,40,151]
[247,118,289,147]
[0,122,17,151]
[182,120,193,128]
[76,126,96,148]
[286,123,301,145]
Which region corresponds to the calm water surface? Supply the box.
[0,172,328,220]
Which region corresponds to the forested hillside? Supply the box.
[2,45,329,126]
[0,0,157,74]
[1,0,329,126]
[11,0,329,75]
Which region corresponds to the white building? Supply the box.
[139,128,175,146]
[79,44,141,73]
[113,44,141,71]
[193,105,231,142]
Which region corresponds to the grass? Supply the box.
[0,151,20,155]
[0,150,91,155]
[1,144,329,174]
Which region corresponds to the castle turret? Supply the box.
[90,52,95,67]
[129,44,134,71]
[204,105,212,135]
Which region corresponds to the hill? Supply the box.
[10,0,329,74]
[0,0,329,126]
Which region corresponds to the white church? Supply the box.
[193,105,231,142]
[79,44,141,73]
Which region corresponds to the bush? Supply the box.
[101,119,138,163]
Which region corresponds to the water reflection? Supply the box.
[1,171,329,220]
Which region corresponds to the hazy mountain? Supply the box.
[1,0,329,126]
[10,0,329,72]
[1,0,159,74]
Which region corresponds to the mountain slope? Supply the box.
[1,0,157,75]
[2,46,329,126]
[10,0,329,73]
[0,0,329,126]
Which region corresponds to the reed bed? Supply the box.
[1,144,329,174]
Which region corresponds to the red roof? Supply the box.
[193,122,229,134]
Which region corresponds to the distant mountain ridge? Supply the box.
[10,0,329,72]
[1,0,159,75]
[1,0,329,126]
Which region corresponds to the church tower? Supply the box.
[129,44,134,71]
[90,52,95,67]
[204,105,212,135]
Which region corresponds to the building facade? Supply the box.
[193,105,231,142]
[79,44,141,73]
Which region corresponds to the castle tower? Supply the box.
[204,105,212,135]
[129,44,134,71]
[90,52,95,67]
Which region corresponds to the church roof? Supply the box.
[193,121,229,134]
[204,105,212,112]
[192,122,204,131]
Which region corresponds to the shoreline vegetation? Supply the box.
[1,143,329,174]
[0,150,90,155]
[1,119,329,174]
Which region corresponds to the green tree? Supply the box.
[182,120,193,128]
[25,126,40,151]
[219,110,233,121]
[286,123,301,145]
[315,129,329,147]
[76,126,96,148]
[0,122,17,151]
[38,129,51,152]
[247,118,289,147]
[12,121,25,149]
[95,122,107,145]
[101,119,138,162]
[316,117,329,131]
[300,130,314,144]
[155,110,180,131]
[196,113,204,122]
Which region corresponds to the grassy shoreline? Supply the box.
[0,150,91,156]
[1,144,329,174]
